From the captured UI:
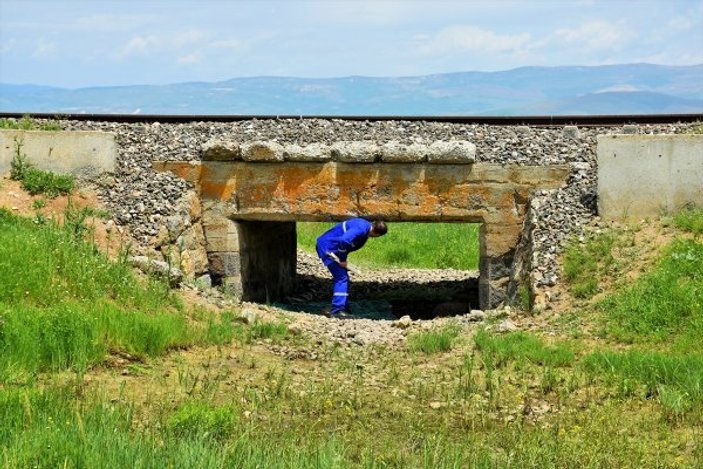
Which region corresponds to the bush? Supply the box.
[21,168,74,197]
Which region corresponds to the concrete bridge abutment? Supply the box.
[202,211,296,301]
[155,139,569,310]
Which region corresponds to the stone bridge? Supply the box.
[156,139,569,309]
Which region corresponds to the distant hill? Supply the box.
[1,63,701,116]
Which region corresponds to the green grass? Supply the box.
[2,204,703,467]
[20,167,74,197]
[0,208,239,378]
[583,351,703,411]
[166,400,238,441]
[562,231,624,299]
[0,386,346,469]
[599,238,703,346]
[9,137,74,197]
[407,324,460,354]
[0,114,61,131]
[247,320,289,343]
[474,330,576,368]
[564,214,703,419]
[673,205,703,236]
[297,222,480,270]
[0,208,169,308]
[686,121,703,134]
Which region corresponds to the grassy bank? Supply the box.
[297,221,480,270]
[1,201,702,466]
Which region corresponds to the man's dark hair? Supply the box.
[372,220,387,236]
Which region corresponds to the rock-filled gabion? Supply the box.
[57,118,694,295]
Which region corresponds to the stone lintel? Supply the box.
[197,162,568,223]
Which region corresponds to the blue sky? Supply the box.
[1,0,701,88]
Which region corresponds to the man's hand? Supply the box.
[326,252,361,274]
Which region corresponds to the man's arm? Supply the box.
[334,222,368,261]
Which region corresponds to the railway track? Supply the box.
[1,112,701,126]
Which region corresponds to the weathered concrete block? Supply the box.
[208,252,241,277]
[201,139,241,161]
[0,129,116,177]
[241,141,285,162]
[202,213,240,252]
[598,134,703,219]
[331,141,380,163]
[283,143,331,162]
[426,141,476,164]
[622,125,639,134]
[380,141,427,163]
[480,223,522,257]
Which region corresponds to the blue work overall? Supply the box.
[315,218,371,314]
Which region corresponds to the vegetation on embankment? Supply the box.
[1,182,702,467]
[297,221,480,270]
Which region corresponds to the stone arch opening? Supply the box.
[285,221,481,320]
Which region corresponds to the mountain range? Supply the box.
[1,63,702,116]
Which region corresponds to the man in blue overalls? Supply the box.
[316,218,388,319]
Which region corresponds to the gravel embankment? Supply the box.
[60,119,692,293]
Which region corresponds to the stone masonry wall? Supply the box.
[41,118,695,309]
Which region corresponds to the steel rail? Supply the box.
[0,112,701,126]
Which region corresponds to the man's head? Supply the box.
[369,220,387,238]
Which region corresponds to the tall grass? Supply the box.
[0,208,204,378]
[2,382,686,468]
[474,330,576,368]
[583,351,703,405]
[297,222,480,270]
[0,208,170,309]
[0,386,347,469]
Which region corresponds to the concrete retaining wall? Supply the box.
[598,134,703,219]
[0,129,116,177]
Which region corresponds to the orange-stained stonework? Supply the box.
[154,159,569,308]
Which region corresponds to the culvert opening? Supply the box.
[281,221,481,320]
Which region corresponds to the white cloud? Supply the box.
[211,39,245,50]
[177,52,200,64]
[73,13,153,32]
[173,29,206,48]
[554,20,630,51]
[637,51,703,66]
[32,39,57,58]
[416,25,532,55]
[117,35,159,58]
